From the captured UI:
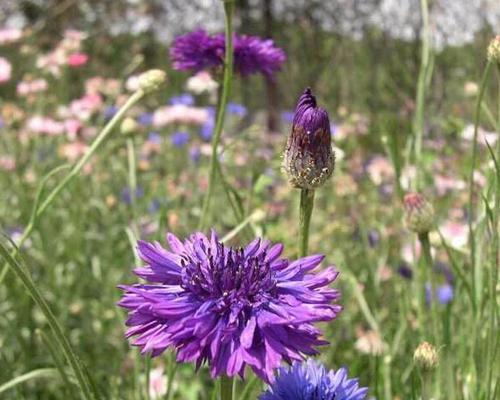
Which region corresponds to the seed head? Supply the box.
[404,192,435,234]
[120,117,138,135]
[487,35,500,63]
[138,69,167,94]
[414,342,439,372]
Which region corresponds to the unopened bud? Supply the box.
[487,35,500,63]
[404,192,434,234]
[414,342,438,372]
[282,88,335,189]
[138,69,167,94]
[120,117,138,135]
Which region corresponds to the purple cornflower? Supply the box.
[259,359,368,400]
[171,131,190,148]
[283,88,335,189]
[147,131,162,145]
[281,111,294,124]
[170,29,286,79]
[118,231,341,382]
[121,186,144,204]
[103,105,118,121]
[189,146,201,163]
[169,93,195,106]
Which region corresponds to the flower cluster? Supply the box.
[170,30,286,79]
[119,231,341,382]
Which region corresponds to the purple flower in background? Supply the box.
[171,131,190,148]
[259,359,368,400]
[425,283,454,305]
[170,29,286,79]
[148,199,162,214]
[121,186,144,204]
[199,107,215,141]
[281,110,294,124]
[169,93,195,106]
[147,131,162,144]
[397,263,413,280]
[103,105,118,121]
[170,30,224,72]
[118,231,341,382]
[189,146,201,163]
[227,102,247,117]
[137,112,154,126]
[0,116,4,129]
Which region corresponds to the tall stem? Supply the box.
[219,376,234,400]
[418,232,439,343]
[467,60,493,309]
[199,0,235,230]
[421,371,432,400]
[298,189,315,257]
[413,0,431,190]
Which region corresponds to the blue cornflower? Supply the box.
[147,131,162,144]
[227,102,247,117]
[189,146,201,163]
[137,112,154,126]
[199,107,215,141]
[260,359,368,400]
[121,186,144,204]
[171,131,190,148]
[169,93,195,106]
[426,283,454,305]
[103,105,118,121]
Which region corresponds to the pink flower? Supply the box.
[148,367,167,399]
[0,28,22,45]
[69,94,103,121]
[439,221,468,250]
[68,52,89,67]
[58,141,88,162]
[27,116,65,136]
[16,79,48,96]
[64,118,83,139]
[0,155,16,171]
[152,105,209,127]
[0,57,12,84]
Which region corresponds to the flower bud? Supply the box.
[487,35,500,63]
[404,192,434,234]
[413,342,438,372]
[282,88,334,189]
[120,117,138,135]
[138,69,167,94]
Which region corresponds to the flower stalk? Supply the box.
[199,0,235,230]
[220,376,234,400]
[299,189,315,257]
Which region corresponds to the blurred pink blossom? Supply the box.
[186,71,218,95]
[64,118,83,139]
[58,141,88,162]
[148,367,167,399]
[0,155,16,171]
[366,155,394,185]
[0,57,12,83]
[153,105,209,127]
[0,28,22,45]
[70,94,103,121]
[439,221,468,250]
[68,52,89,67]
[27,116,65,136]
[434,175,466,196]
[16,79,48,96]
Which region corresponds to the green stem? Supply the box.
[298,189,315,257]
[418,232,439,343]
[164,353,178,400]
[468,60,493,308]
[0,241,97,400]
[421,371,432,400]
[199,0,235,230]
[219,376,234,400]
[413,0,432,190]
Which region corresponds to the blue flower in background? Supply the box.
[281,110,294,124]
[147,131,162,144]
[227,102,247,117]
[0,117,4,129]
[199,107,215,141]
[137,112,154,126]
[103,105,118,121]
[148,199,161,214]
[169,93,194,106]
[259,359,368,400]
[121,186,144,204]
[171,131,190,147]
[425,283,454,305]
[189,146,201,162]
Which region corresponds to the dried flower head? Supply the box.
[403,193,435,234]
[119,231,341,382]
[413,342,439,372]
[138,69,167,94]
[259,358,368,400]
[283,88,334,189]
[120,117,139,135]
[487,35,500,63]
